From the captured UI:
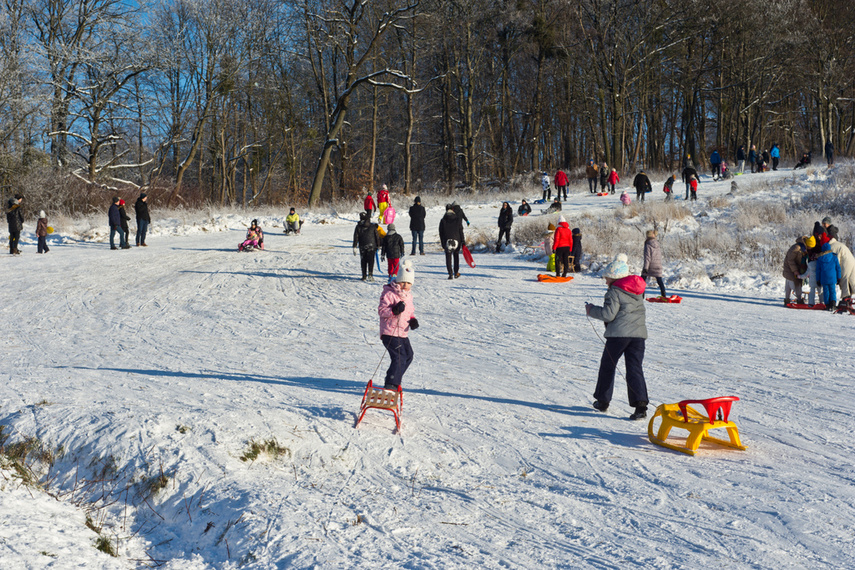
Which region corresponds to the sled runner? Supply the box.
[537,274,574,283]
[355,380,402,431]
[462,244,476,268]
[785,302,826,310]
[835,297,855,315]
[647,295,682,303]
[648,396,747,456]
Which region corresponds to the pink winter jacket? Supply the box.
[378,283,415,338]
[382,206,396,225]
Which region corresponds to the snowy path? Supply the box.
[1,171,855,568]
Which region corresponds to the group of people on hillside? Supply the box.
[107,194,151,250]
[783,217,855,311]
[5,194,74,255]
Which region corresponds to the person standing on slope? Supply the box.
[353,212,381,281]
[134,192,150,246]
[439,205,464,279]
[541,171,551,201]
[770,144,780,171]
[585,254,649,420]
[585,160,599,194]
[825,140,834,167]
[554,169,568,202]
[641,230,667,298]
[378,260,418,390]
[364,192,376,218]
[108,197,125,250]
[6,194,24,255]
[748,144,758,173]
[633,170,651,202]
[608,168,620,194]
[552,215,573,277]
[709,149,722,180]
[681,164,698,199]
[118,199,131,249]
[381,223,405,284]
[408,196,426,256]
[736,145,746,174]
[496,201,513,252]
[599,162,609,193]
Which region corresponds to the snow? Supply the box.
[1,167,854,568]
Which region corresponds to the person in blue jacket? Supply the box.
[748,145,758,173]
[816,242,841,311]
[770,144,780,171]
[709,149,722,180]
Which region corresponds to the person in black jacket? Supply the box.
[825,140,834,166]
[571,227,583,272]
[134,193,150,246]
[518,199,531,216]
[451,201,469,227]
[439,206,464,279]
[108,197,124,250]
[353,212,381,281]
[681,165,698,199]
[118,199,131,249]
[633,171,652,202]
[381,223,405,284]
[408,196,426,256]
[6,194,24,254]
[496,202,513,252]
[736,145,746,174]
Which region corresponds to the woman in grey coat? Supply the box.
[641,230,667,298]
[585,255,650,420]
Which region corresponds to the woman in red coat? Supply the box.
[552,216,574,277]
[554,169,568,201]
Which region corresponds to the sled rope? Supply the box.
[586,307,626,381]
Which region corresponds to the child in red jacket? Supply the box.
[607,169,620,194]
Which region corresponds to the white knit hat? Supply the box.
[39,210,46,219]
[396,260,415,284]
[603,255,629,279]
[558,215,566,224]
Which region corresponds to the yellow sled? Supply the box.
[648,397,747,456]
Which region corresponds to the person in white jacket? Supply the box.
[827,227,855,300]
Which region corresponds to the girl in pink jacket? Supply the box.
[378,260,418,389]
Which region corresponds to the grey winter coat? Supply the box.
[642,238,663,278]
[588,276,648,339]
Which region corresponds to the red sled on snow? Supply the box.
[462,244,476,268]
[647,295,682,303]
[596,192,609,196]
[355,380,402,431]
[537,274,574,283]
[835,298,855,315]
[785,302,826,310]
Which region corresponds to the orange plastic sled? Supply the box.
[537,274,574,283]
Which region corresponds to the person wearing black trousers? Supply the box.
[633,170,652,202]
[439,205,464,279]
[408,196,426,255]
[496,202,513,252]
[353,212,381,281]
[585,255,649,420]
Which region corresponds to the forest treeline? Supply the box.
[0,0,853,212]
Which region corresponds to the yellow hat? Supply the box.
[804,236,816,248]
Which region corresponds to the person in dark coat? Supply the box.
[761,149,771,170]
[709,149,722,180]
[496,202,513,252]
[439,205,464,279]
[451,201,469,227]
[36,210,49,253]
[118,199,131,249]
[545,197,562,214]
[663,175,676,201]
[518,200,531,216]
[6,194,24,254]
[599,163,609,193]
[353,212,381,281]
[748,145,758,173]
[571,228,583,272]
[825,140,834,167]
[134,193,150,246]
[641,230,666,298]
[632,171,651,202]
[108,197,125,250]
[736,145,746,173]
[585,255,649,420]
[681,165,698,199]
[408,196,426,256]
[381,223,405,284]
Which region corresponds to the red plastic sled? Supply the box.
[537,274,574,283]
[462,244,476,268]
[647,295,682,303]
[596,192,609,196]
[785,302,826,310]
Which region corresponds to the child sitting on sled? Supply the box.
[239,220,264,251]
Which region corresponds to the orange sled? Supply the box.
[537,274,574,283]
[355,380,402,431]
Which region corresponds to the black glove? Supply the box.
[408,317,419,330]
[391,301,406,315]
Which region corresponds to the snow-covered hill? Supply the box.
[1,167,854,568]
